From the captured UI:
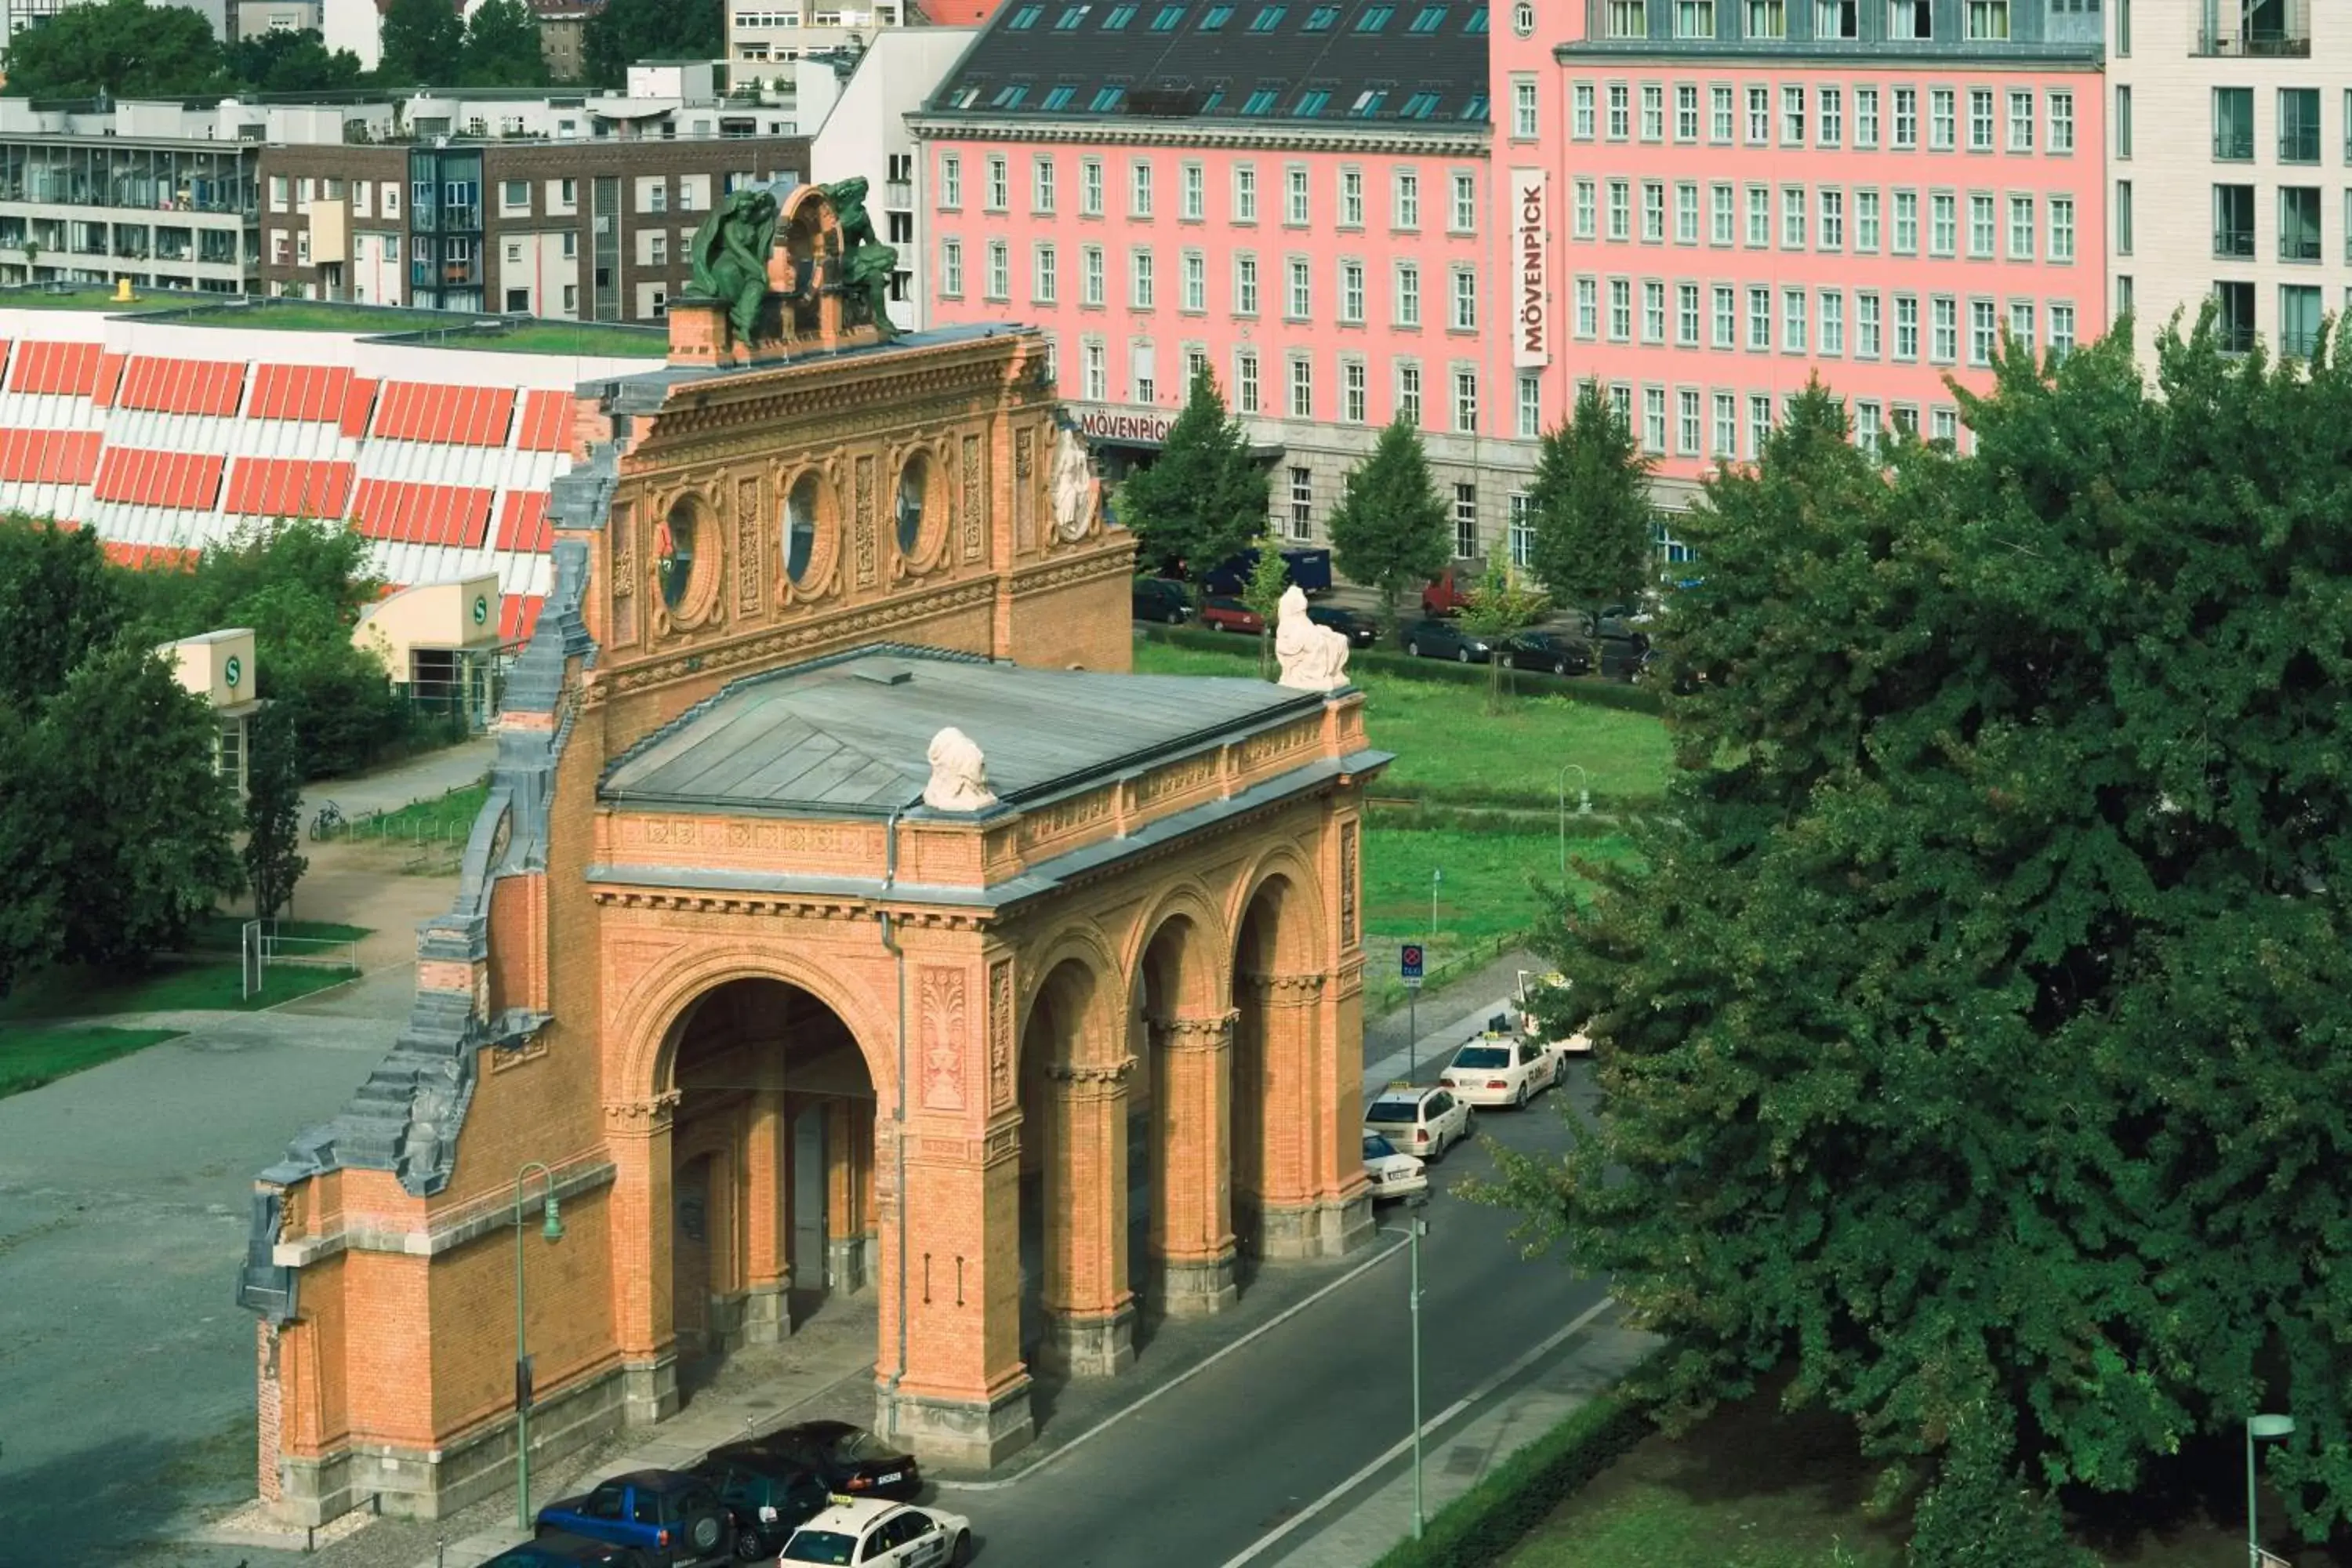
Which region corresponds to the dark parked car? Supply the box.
[1593,635,1653,681]
[1306,604,1381,648]
[1574,606,1653,643]
[1503,630,1592,676]
[486,1535,652,1568]
[535,1470,734,1566]
[1401,617,1494,663]
[1131,577,1192,624]
[717,1421,923,1502]
[693,1450,834,1562]
[1197,595,1265,634]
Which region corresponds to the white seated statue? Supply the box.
[924,726,1000,812]
[1273,583,1351,691]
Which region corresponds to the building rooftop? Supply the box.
[601,644,1329,815]
[922,0,1490,129]
[0,289,670,358]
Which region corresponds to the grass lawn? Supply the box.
[0,958,351,1022]
[453,321,668,357]
[187,915,372,951]
[358,782,492,840]
[0,1025,184,1098]
[1131,637,1672,808]
[1505,1381,2345,1568]
[1363,826,1635,966]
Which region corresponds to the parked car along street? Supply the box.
[1197,596,1266,634]
[717,1420,924,1501]
[1131,577,1191,624]
[1362,1083,1475,1159]
[1306,604,1381,648]
[486,1534,654,1568]
[1421,568,1472,616]
[1503,629,1592,675]
[693,1448,834,1561]
[534,1470,734,1566]
[1401,616,1492,663]
[778,1497,973,1566]
[1360,1131,1429,1200]
[1439,1029,1566,1108]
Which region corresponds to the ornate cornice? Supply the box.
[1047,1054,1138,1085]
[596,578,999,699]
[1154,1011,1240,1051]
[632,347,1033,464]
[909,113,1490,158]
[1007,543,1139,599]
[603,1090,682,1134]
[587,887,990,931]
[1240,971,1329,1004]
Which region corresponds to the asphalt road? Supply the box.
[936,976,1605,1568]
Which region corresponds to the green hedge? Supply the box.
[1366,802,1644,838]
[1137,622,1667,717]
[1365,1354,1663,1568]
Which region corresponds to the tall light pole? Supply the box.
[1428,866,1443,949]
[1555,764,1592,878]
[1379,1209,1431,1540]
[2246,1411,2294,1568]
[514,1160,565,1530]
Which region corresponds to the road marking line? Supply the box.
[935,1236,1415,1493]
[1212,1294,1620,1568]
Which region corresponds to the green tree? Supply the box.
[377,0,464,85]
[1116,365,1269,590]
[582,0,720,86]
[1455,555,1549,712]
[242,703,307,922]
[1524,379,1656,637]
[1238,528,1290,678]
[459,0,547,86]
[1325,418,1449,622]
[1479,321,2352,1553]
[0,516,124,712]
[0,705,65,996]
[226,27,364,94]
[38,641,241,967]
[1,0,223,97]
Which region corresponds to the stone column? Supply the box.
[1042,1057,1135,1375]
[1243,972,1365,1259]
[742,1087,791,1343]
[826,1098,867,1293]
[874,1118,1034,1470]
[1152,1011,1239,1315]
[604,1091,681,1424]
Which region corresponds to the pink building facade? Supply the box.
[1497,0,2107,521]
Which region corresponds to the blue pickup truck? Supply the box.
[535,1470,735,1566]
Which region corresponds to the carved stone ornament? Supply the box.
[924,727,1000,813]
[603,1091,683,1134]
[919,965,969,1112]
[1156,1011,1240,1052]
[1047,1054,1137,1084]
[1048,422,1098,543]
[1275,583,1351,691]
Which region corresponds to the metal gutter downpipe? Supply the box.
[876,800,914,1438]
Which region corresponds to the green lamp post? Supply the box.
[2245,1411,2294,1568]
[514,1161,565,1530]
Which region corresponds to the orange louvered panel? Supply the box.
[373,380,517,447]
[500,594,543,643]
[9,341,103,397]
[93,448,223,508]
[90,353,127,408]
[339,376,379,437]
[0,428,100,485]
[493,490,550,551]
[250,364,350,423]
[517,390,571,452]
[224,458,355,519]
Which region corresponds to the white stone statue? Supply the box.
[1049,423,1098,542]
[924,726,1000,812]
[1273,584,1351,691]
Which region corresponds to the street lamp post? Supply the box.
[1428,866,1442,949]
[2246,1411,2295,1568]
[1379,1210,1431,1541]
[513,1161,566,1530]
[1555,764,1592,878]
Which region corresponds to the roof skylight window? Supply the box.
[1349,88,1387,114]
[1355,5,1393,28]
[991,84,1030,106]
[1295,88,1330,114]
[1399,89,1439,116]
[1042,83,1077,107]
[1249,5,1287,27]
[1007,4,1044,26]
[1242,86,1281,114]
[1055,5,1091,26]
[1091,84,1127,108]
[1303,4,1339,25]
[1464,5,1487,28]
[1459,90,1487,119]
[1200,5,1233,27]
[1407,5,1446,29]
[1151,4,1185,27]
[1103,2,1137,21]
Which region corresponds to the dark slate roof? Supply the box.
[599,644,1329,815]
[924,0,1491,129]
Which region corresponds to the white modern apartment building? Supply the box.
[2107,0,2344,359]
[728,0,908,85]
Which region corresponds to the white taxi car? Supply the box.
[1439,1031,1563,1108]
[1361,1083,1474,1160]
[779,1497,973,1567]
[1361,1131,1429,1200]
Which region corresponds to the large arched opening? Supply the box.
[661,977,878,1396]
[1232,868,1319,1260]
[1016,953,1132,1386]
[1131,907,1238,1327]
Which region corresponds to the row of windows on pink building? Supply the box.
[909,0,2107,567]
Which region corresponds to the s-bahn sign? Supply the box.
[1074,406,1174,445]
[1512,168,1550,368]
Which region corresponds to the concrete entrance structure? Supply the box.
[238,182,1386,1527]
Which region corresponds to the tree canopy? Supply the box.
[224,27,364,94]
[1523,379,1656,625]
[583,0,720,87]
[1482,319,2352,1556]
[379,0,465,87]
[2,0,226,98]
[1455,557,1549,711]
[459,0,548,87]
[1115,364,1269,588]
[1325,418,1449,618]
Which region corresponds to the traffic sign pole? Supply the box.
[1400,945,1424,1080]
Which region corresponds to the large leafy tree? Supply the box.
[459,0,547,87]
[1483,321,2352,1557]
[2,0,224,98]
[226,27,364,94]
[0,517,124,713]
[582,0,720,87]
[1116,364,1269,590]
[1524,379,1656,633]
[243,703,307,923]
[1325,418,1449,622]
[1238,528,1290,678]
[378,0,465,86]
[1455,556,1549,713]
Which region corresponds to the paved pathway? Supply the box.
[299,737,495,824]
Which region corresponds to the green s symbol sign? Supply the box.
[223,655,242,688]
[473,594,489,626]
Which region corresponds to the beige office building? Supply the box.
[2108,0,2341,361]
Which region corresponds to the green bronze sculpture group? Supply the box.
[686,178,898,347]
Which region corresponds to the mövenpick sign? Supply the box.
[1512,169,1549,368]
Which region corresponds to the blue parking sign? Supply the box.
[1400,943,1424,984]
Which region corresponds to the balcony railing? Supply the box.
[2194,0,2310,55]
[2281,230,2321,262]
[2214,227,2254,257]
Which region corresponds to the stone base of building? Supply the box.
[622,1352,680,1426]
[1040,1300,1136,1376]
[742,1280,793,1344]
[827,1236,869,1294]
[1160,1249,1240,1317]
[879,1374,1036,1470]
[1259,1192,1375,1260]
[272,1363,627,1526]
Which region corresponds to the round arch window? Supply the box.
[785,472,819,584]
[659,495,699,610]
[1512,0,1534,31]
[895,454,929,558]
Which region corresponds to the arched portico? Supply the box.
[1129,889,1241,1319]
